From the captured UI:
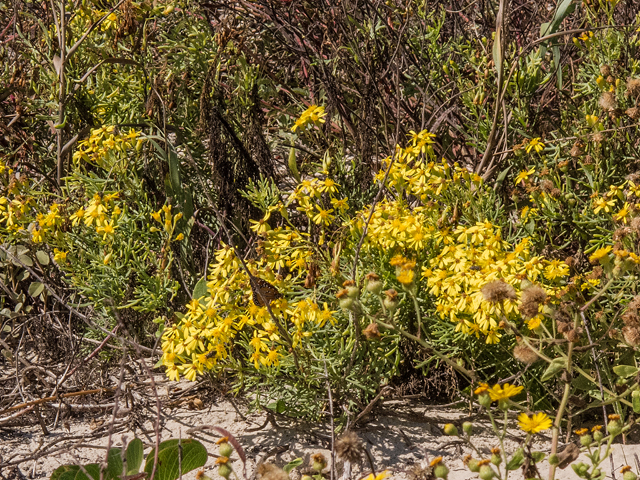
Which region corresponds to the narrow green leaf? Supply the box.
[284,458,304,474]
[506,448,524,470]
[541,358,567,382]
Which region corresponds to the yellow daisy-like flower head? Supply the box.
[518,412,552,434]
[488,383,523,401]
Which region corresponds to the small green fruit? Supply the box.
[479,465,495,480]
[434,464,449,479]
[462,422,473,435]
[444,424,458,436]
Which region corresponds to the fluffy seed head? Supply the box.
[519,285,547,319]
[257,464,288,480]
[335,431,362,464]
[600,65,612,77]
[627,77,640,97]
[599,91,617,111]
[481,280,516,303]
[513,344,539,364]
[622,326,640,346]
[362,322,381,341]
[626,107,640,120]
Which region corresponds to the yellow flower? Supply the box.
[518,412,552,433]
[291,105,326,132]
[53,249,67,263]
[593,197,616,214]
[525,138,545,154]
[175,233,184,241]
[487,383,523,401]
[544,260,569,280]
[32,227,44,243]
[515,167,535,185]
[527,315,543,330]
[361,471,389,480]
[614,203,630,223]
[589,246,612,263]
[96,220,116,240]
[397,269,414,286]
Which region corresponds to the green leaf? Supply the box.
[36,251,50,265]
[192,278,208,301]
[50,464,101,480]
[506,448,524,470]
[531,452,546,463]
[144,439,207,480]
[28,282,45,297]
[613,365,638,378]
[126,438,144,474]
[16,254,33,267]
[633,390,640,413]
[284,458,304,474]
[541,358,567,382]
[494,165,511,190]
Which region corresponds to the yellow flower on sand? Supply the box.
[518,412,552,434]
[488,383,523,401]
[361,471,389,480]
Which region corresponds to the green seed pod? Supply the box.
[593,429,604,442]
[219,442,233,458]
[624,471,638,480]
[467,459,480,472]
[579,434,593,447]
[478,393,492,409]
[345,285,360,299]
[462,422,473,435]
[491,454,502,466]
[607,420,623,437]
[479,465,495,480]
[218,464,232,479]
[434,464,449,479]
[444,424,458,436]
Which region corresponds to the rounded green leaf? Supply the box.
[28,282,45,297]
[36,251,50,265]
[144,439,207,480]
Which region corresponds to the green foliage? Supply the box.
[50,438,206,480]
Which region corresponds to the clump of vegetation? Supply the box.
[4,0,640,478]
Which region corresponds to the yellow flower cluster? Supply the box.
[422,224,565,343]
[160,244,336,381]
[73,126,142,168]
[291,105,326,132]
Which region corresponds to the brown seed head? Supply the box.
[335,431,363,464]
[362,322,381,341]
[257,463,288,480]
[623,326,640,346]
[513,344,539,365]
[600,65,612,77]
[626,107,640,120]
[627,77,640,97]
[481,280,516,303]
[599,91,617,111]
[519,285,547,319]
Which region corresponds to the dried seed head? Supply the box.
[630,217,640,233]
[564,327,582,343]
[257,463,289,480]
[335,431,362,464]
[600,65,612,76]
[622,326,640,346]
[540,180,554,193]
[513,344,539,364]
[626,107,640,120]
[362,322,381,341]
[599,91,617,111]
[557,321,572,333]
[592,132,604,143]
[606,75,615,84]
[519,285,547,319]
[481,280,516,303]
[627,77,640,97]
[570,144,583,157]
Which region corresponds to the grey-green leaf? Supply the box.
[28,282,45,297]
[36,251,50,265]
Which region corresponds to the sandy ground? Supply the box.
[2,378,640,480]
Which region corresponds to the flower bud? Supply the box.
[478,393,492,409]
[219,441,233,458]
[479,465,495,480]
[623,470,638,480]
[434,464,449,479]
[444,424,458,436]
[365,273,383,295]
[491,454,501,466]
[218,464,232,479]
[593,429,604,442]
[462,422,473,435]
[579,434,593,447]
[312,453,327,472]
[467,459,480,472]
[607,420,622,437]
[383,289,399,313]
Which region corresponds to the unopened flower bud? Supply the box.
[434,464,449,479]
[467,459,480,472]
[218,441,233,458]
[444,424,458,436]
[462,422,473,435]
[478,393,492,409]
[623,469,638,480]
[607,420,622,437]
[580,434,593,447]
[218,464,232,479]
[365,273,383,295]
[479,465,495,480]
